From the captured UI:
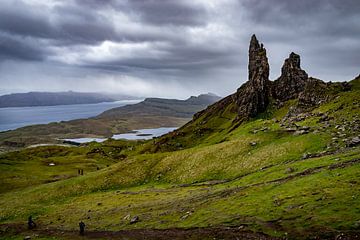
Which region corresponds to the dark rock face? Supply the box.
[272,52,308,101]
[297,78,329,108]
[234,34,270,121]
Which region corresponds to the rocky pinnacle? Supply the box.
[273,52,308,101]
[234,34,270,120]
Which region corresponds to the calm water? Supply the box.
[64,127,177,143]
[0,100,141,132]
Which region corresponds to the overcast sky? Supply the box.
[0,0,359,98]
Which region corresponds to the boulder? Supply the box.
[347,137,360,147]
[130,216,139,224]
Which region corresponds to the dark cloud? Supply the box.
[0,0,359,98]
[0,33,48,61]
[0,2,54,39]
[128,0,208,26]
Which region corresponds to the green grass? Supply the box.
[0,82,359,239]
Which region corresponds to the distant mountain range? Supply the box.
[0,91,137,108]
[99,93,221,119]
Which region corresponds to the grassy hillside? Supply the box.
[0,77,359,239]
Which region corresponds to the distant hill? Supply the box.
[0,91,136,108]
[0,93,221,148]
[99,93,221,119]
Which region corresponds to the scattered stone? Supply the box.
[180,214,189,220]
[294,130,309,135]
[250,142,257,146]
[285,167,295,174]
[260,127,268,131]
[285,128,297,132]
[347,137,360,147]
[24,236,31,240]
[300,126,310,131]
[130,216,139,224]
[319,115,329,122]
[335,233,346,240]
[123,214,131,220]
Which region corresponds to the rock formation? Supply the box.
[214,35,318,123]
[272,52,308,101]
[234,34,270,121]
[152,34,354,152]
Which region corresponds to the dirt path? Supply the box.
[1,224,279,240]
[2,224,359,240]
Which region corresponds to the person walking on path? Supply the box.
[27,216,36,229]
[79,221,86,235]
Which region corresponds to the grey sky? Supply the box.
[0,0,359,98]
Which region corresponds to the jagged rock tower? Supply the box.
[272,52,308,101]
[152,34,352,152]
[186,35,325,125]
[234,34,270,121]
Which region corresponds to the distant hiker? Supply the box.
[79,221,85,235]
[27,215,36,229]
[78,169,81,175]
[81,169,84,175]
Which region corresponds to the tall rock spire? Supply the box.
[272,52,308,101]
[234,34,270,121]
[248,34,269,83]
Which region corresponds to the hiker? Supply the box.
[79,221,85,235]
[28,215,36,229]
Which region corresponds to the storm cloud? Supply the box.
[0,0,359,98]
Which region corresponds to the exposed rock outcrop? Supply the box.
[272,52,308,101]
[234,34,270,121]
[150,34,354,153]
[297,77,329,108]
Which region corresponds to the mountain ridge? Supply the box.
[0,91,137,108]
[99,93,221,119]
